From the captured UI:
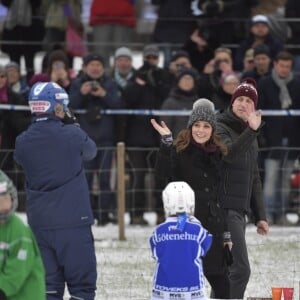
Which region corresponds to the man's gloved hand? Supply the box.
[0,289,7,300]
[63,108,80,126]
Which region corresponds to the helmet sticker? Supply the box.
[32,82,48,95]
[29,100,51,113]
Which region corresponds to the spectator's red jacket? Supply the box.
[89,0,136,27]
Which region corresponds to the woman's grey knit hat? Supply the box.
[187,98,216,129]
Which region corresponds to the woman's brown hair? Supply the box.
[174,128,228,156]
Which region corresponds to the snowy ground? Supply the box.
[18,213,300,300]
[91,213,300,300]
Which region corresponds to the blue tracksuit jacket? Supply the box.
[149,216,212,300]
[14,115,97,230]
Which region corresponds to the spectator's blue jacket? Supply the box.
[149,216,212,299]
[14,115,97,230]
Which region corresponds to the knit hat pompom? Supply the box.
[230,77,258,107]
[187,98,216,129]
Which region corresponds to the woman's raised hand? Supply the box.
[150,119,171,136]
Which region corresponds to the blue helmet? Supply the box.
[28,82,69,114]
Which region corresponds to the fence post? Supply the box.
[117,142,126,241]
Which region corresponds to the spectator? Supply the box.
[5,61,30,98]
[166,50,194,90]
[111,46,137,143]
[1,0,45,78]
[194,0,258,44]
[0,169,46,300]
[165,50,202,97]
[216,78,269,298]
[42,0,82,66]
[151,98,232,298]
[243,48,255,73]
[212,71,240,113]
[151,0,198,67]
[149,181,213,300]
[234,14,284,71]
[257,51,300,225]
[122,44,169,225]
[242,44,272,83]
[29,49,74,92]
[14,82,98,299]
[201,47,235,99]
[0,65,31,188]
[183,23,220,74]
[160,68,199,138]
[89,0,136,66]
[69,53,121,225]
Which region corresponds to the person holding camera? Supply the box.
[69,53,122,226]
[122,44,169,225]
[14,82,98,300]
[200,47,237,101]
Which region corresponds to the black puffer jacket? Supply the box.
[155,142,227,275]
[216,108,266,223]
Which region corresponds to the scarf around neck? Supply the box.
[271,68,293,109]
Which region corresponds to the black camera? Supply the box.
[90,80,100,91]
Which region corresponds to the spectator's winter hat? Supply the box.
[231,77,258,107]
[170,50,190,62]
[177,68,198,83]
[219,71,240,86]
[5,61,20,72]
[83,52,105,66]
[28,82,69,114]
[187,98,216,129]
[115,47,132,59]
[253,44,271,57]
[0,170,18,222]
[251,14,269,26]
[143,44,159,57]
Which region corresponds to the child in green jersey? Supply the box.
[0,170,46,300]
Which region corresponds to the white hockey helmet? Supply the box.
[162,181,195,216]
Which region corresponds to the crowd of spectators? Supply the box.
[0,0,300,226]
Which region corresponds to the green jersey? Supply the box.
[0,214,46,300]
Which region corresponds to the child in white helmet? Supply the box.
[149,181,212,300]
[0,169,46,300]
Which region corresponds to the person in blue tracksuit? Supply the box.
[14,82,98,300]
[149,181,213,300]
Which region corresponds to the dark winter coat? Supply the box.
[285,0,300,55]
[216,108,266,223]
[241,67,272,84]
[151,0,196,44]
[234,34,284,71]
[14,115,97,230]
[257,75,300,154]
[155,142,227,275]
[122,63,169,147]
[69,73,121,145]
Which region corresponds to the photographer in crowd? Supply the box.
[122,44,169,225]
[69,53,122,225]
